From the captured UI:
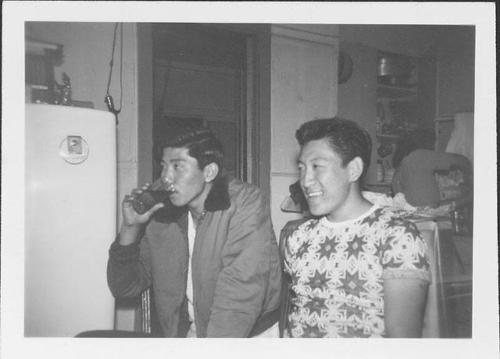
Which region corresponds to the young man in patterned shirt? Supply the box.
[279,117,431,338]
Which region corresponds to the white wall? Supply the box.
[269,24,339,235]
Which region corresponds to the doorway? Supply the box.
[152,23,249,181]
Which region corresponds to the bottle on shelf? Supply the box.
[376,160,385,183]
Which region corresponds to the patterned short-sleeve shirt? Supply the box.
[283,205,431,338]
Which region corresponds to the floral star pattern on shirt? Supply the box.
[283,205,431,338]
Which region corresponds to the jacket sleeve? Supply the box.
[206,186,281,337]
[107,234,153,298]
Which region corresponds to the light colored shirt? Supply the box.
[283,205,431,338]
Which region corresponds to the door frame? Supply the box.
[214,24,272,200]
[138,23,272,200]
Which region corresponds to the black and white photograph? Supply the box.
[2,2,497,359]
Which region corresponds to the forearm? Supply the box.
[118,222,142,245]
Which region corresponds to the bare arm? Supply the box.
[381,219,431,338]
[384,278,429,337]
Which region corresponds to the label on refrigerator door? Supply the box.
[59,135,89,164]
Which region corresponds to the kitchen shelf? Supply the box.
[26,38,62,55]
[376,133,401,142]
[376,84,417,99]
[375,51,420,150]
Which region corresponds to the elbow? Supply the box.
[107,266,145,299]
[384,307,426,338]
[107,279,144,299]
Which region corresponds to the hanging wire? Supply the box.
[118,22,123,112]
[105,22,123,117]
[105,23,118,96]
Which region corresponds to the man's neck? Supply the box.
[189,208,206,225]
[326,186,373,223]
[188,183,213,224]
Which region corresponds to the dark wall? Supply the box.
[436,26,475,115]
[152,23,246,70]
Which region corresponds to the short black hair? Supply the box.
[295,117,372,179]
[156,126,224,170]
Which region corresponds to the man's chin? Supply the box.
[308,204,326,217]
[169,196,185,207]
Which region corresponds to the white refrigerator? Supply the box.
[25,104,117,337]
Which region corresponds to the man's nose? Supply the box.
[301,168,315,188]
[161,166,173,184]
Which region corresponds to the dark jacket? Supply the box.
[107,175,281,337]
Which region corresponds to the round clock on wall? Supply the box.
[338,51,353,84]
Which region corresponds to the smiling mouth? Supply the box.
[306,191,322,198]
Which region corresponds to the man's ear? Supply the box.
[347,156,364,182]
[203,162,219,182]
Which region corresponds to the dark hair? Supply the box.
[156,126,224,170]
[295,117,372,179]
[392,128,435,168]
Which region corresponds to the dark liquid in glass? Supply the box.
[132,190,170,214]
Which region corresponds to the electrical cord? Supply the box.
[105,22,123,121]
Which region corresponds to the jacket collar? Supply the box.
[153,174,231,223]
[204,173,231,212]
